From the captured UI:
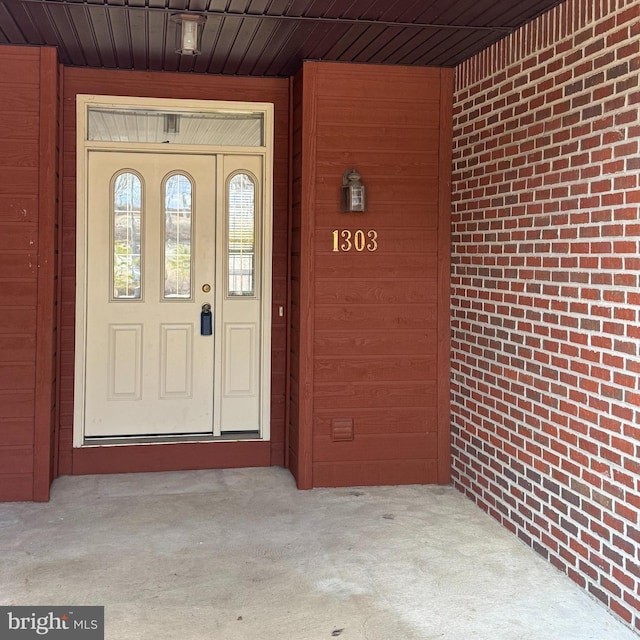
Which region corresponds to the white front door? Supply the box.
[81,150,266,439]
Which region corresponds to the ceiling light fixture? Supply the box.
[172,14,206,55]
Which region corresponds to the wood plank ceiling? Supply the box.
[0,0,566,76]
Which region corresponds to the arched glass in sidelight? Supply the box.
[163,173,193,299]
[112,172,142,300]
[227,173,256,297]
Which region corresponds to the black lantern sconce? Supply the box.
[341,168,366,212]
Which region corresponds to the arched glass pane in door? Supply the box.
[112,171,142,300]
[163,173,193,299]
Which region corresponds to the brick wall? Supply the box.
[451,0,640,630]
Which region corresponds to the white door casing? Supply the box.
[73,96,273,446]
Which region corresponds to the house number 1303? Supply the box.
[332,229,378,252]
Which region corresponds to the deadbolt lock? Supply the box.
[202,284,211,293]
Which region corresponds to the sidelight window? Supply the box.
[227,172,257,297]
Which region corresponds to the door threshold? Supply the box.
[82,432,261,447]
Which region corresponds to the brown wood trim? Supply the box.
[0,475,34,502]
[52,62,64,481]
[72,441,271,475]
[33,47,58,502]
[437,68,454,484]
[285,75,294,471]
[296,62,318,489]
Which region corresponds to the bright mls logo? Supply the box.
[0,607,103,639]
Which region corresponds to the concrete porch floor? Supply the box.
[0,467,635,640]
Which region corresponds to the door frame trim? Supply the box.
[73,94,274,447]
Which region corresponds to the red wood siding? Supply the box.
[290,62,452,487]
[59,68,289,474]
[0,45,58,501]
[288,68,304,485]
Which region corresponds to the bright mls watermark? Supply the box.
[0,607,103,639]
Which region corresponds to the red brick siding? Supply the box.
[452,0,640,630]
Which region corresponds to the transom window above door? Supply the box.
[87,106,264,146]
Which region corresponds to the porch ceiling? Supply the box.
[1,0,565,76]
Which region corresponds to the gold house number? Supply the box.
[332,229,378,252]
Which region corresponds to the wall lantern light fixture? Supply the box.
[341,168,366,212]
[172,14,207,55]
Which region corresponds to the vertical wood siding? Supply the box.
[291,62,453,487]
[59,68,289,474]
[0,45,58,501]
[288,68,304,484]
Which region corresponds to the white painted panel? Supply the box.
[161,324,193,397]
[108,324,142,399]
[223,323,255,396]
[82,151,216,438]
[215,153,269,435]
